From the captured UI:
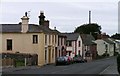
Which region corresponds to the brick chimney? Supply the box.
[38,11,50,28]
[38,11,45,25]
[21,12,29,33]
[44,20,49,28]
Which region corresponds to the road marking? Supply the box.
[99,65,111,74]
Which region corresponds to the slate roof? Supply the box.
[0,24,21,33]
[62,33,79,41]
[0,24,58,34]
[81,34,96,46]
[103,39,115,44]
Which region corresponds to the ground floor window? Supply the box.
[7,39,12,50]
[45,47,47,61]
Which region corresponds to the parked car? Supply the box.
[73,56,87,63]
[55,56,73,65]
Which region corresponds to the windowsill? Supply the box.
[33,43,38,44]
[67,46,72,47]
[7,50,12,51]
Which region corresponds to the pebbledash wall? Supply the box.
[2,32,45,66]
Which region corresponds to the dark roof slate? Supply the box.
[81,34,96,45]
[0,24,21,33]
[62,33,79,41]
[103,39,115,44]
[0,24,58,34]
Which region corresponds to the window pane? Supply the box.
[7,39,12,50]
[33,35,38,44]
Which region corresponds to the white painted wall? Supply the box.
[95,40,107,56]
[76,36,83,56]
[95,39,114,56]
[66,47,73,51]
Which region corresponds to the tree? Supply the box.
[111,33,120,40]
[74,23,101,39]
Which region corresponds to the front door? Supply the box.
[48,48,51,63]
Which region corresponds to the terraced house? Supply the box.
[0,11,62,66]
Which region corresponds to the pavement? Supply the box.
[1,66,40,73]
[1,64,119,75]
[1,57,120,75]
[100,63,119,74]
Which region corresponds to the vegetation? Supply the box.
[111,33,120,40]
[117,54,120,74]
[14,59,25,67]
[74,23,101,39]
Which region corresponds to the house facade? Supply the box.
[115,40,120,54]
[81,34,97,60]
[57,33,67,58]
[1,12,59,66]
[63,33,83,58]
[95,38,115,56]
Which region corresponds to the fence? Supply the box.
[2,58,14,67]
[1,53,38,67]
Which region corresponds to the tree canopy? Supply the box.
[74,23,101,39]
[74,23,101,34]
[111,33,120,40]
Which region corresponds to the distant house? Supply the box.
[81,34,97,60]
[109,39,120,55]
[115,40,120,54]
[95,38,115,56]
[52,30,67,59]
[62,33,82,58]
[1,12,59,66]
[57,33,67,57]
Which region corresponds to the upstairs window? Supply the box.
[78,41,81,47]
[55,35,57,44]
[61,38,63,45]
[7,39,12,50]
[33,35,38,44]
[67,41,72,46]
[45,35,47,45]
[69,41,72,46]
[49,35,51,44]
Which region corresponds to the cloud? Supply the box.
[0,1,118,35]
[1,0,119,2]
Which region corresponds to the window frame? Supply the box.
[7,39,12,51]
[78,41,81,47]
[33,35,38,44]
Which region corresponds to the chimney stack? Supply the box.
[38,11,45,25]
[54,27,56,30]
[44,20,49,28]
[38,11,50,28]
[21,12,29,33]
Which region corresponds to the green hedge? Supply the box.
[14,59,25,67]
[117,54,120,74]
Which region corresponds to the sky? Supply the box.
[0,0,119,36]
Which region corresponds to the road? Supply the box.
[2,57,118,75]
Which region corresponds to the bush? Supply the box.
[117,54,120,74]
[14,59,25,67]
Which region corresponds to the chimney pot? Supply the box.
[54,27,56,30]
